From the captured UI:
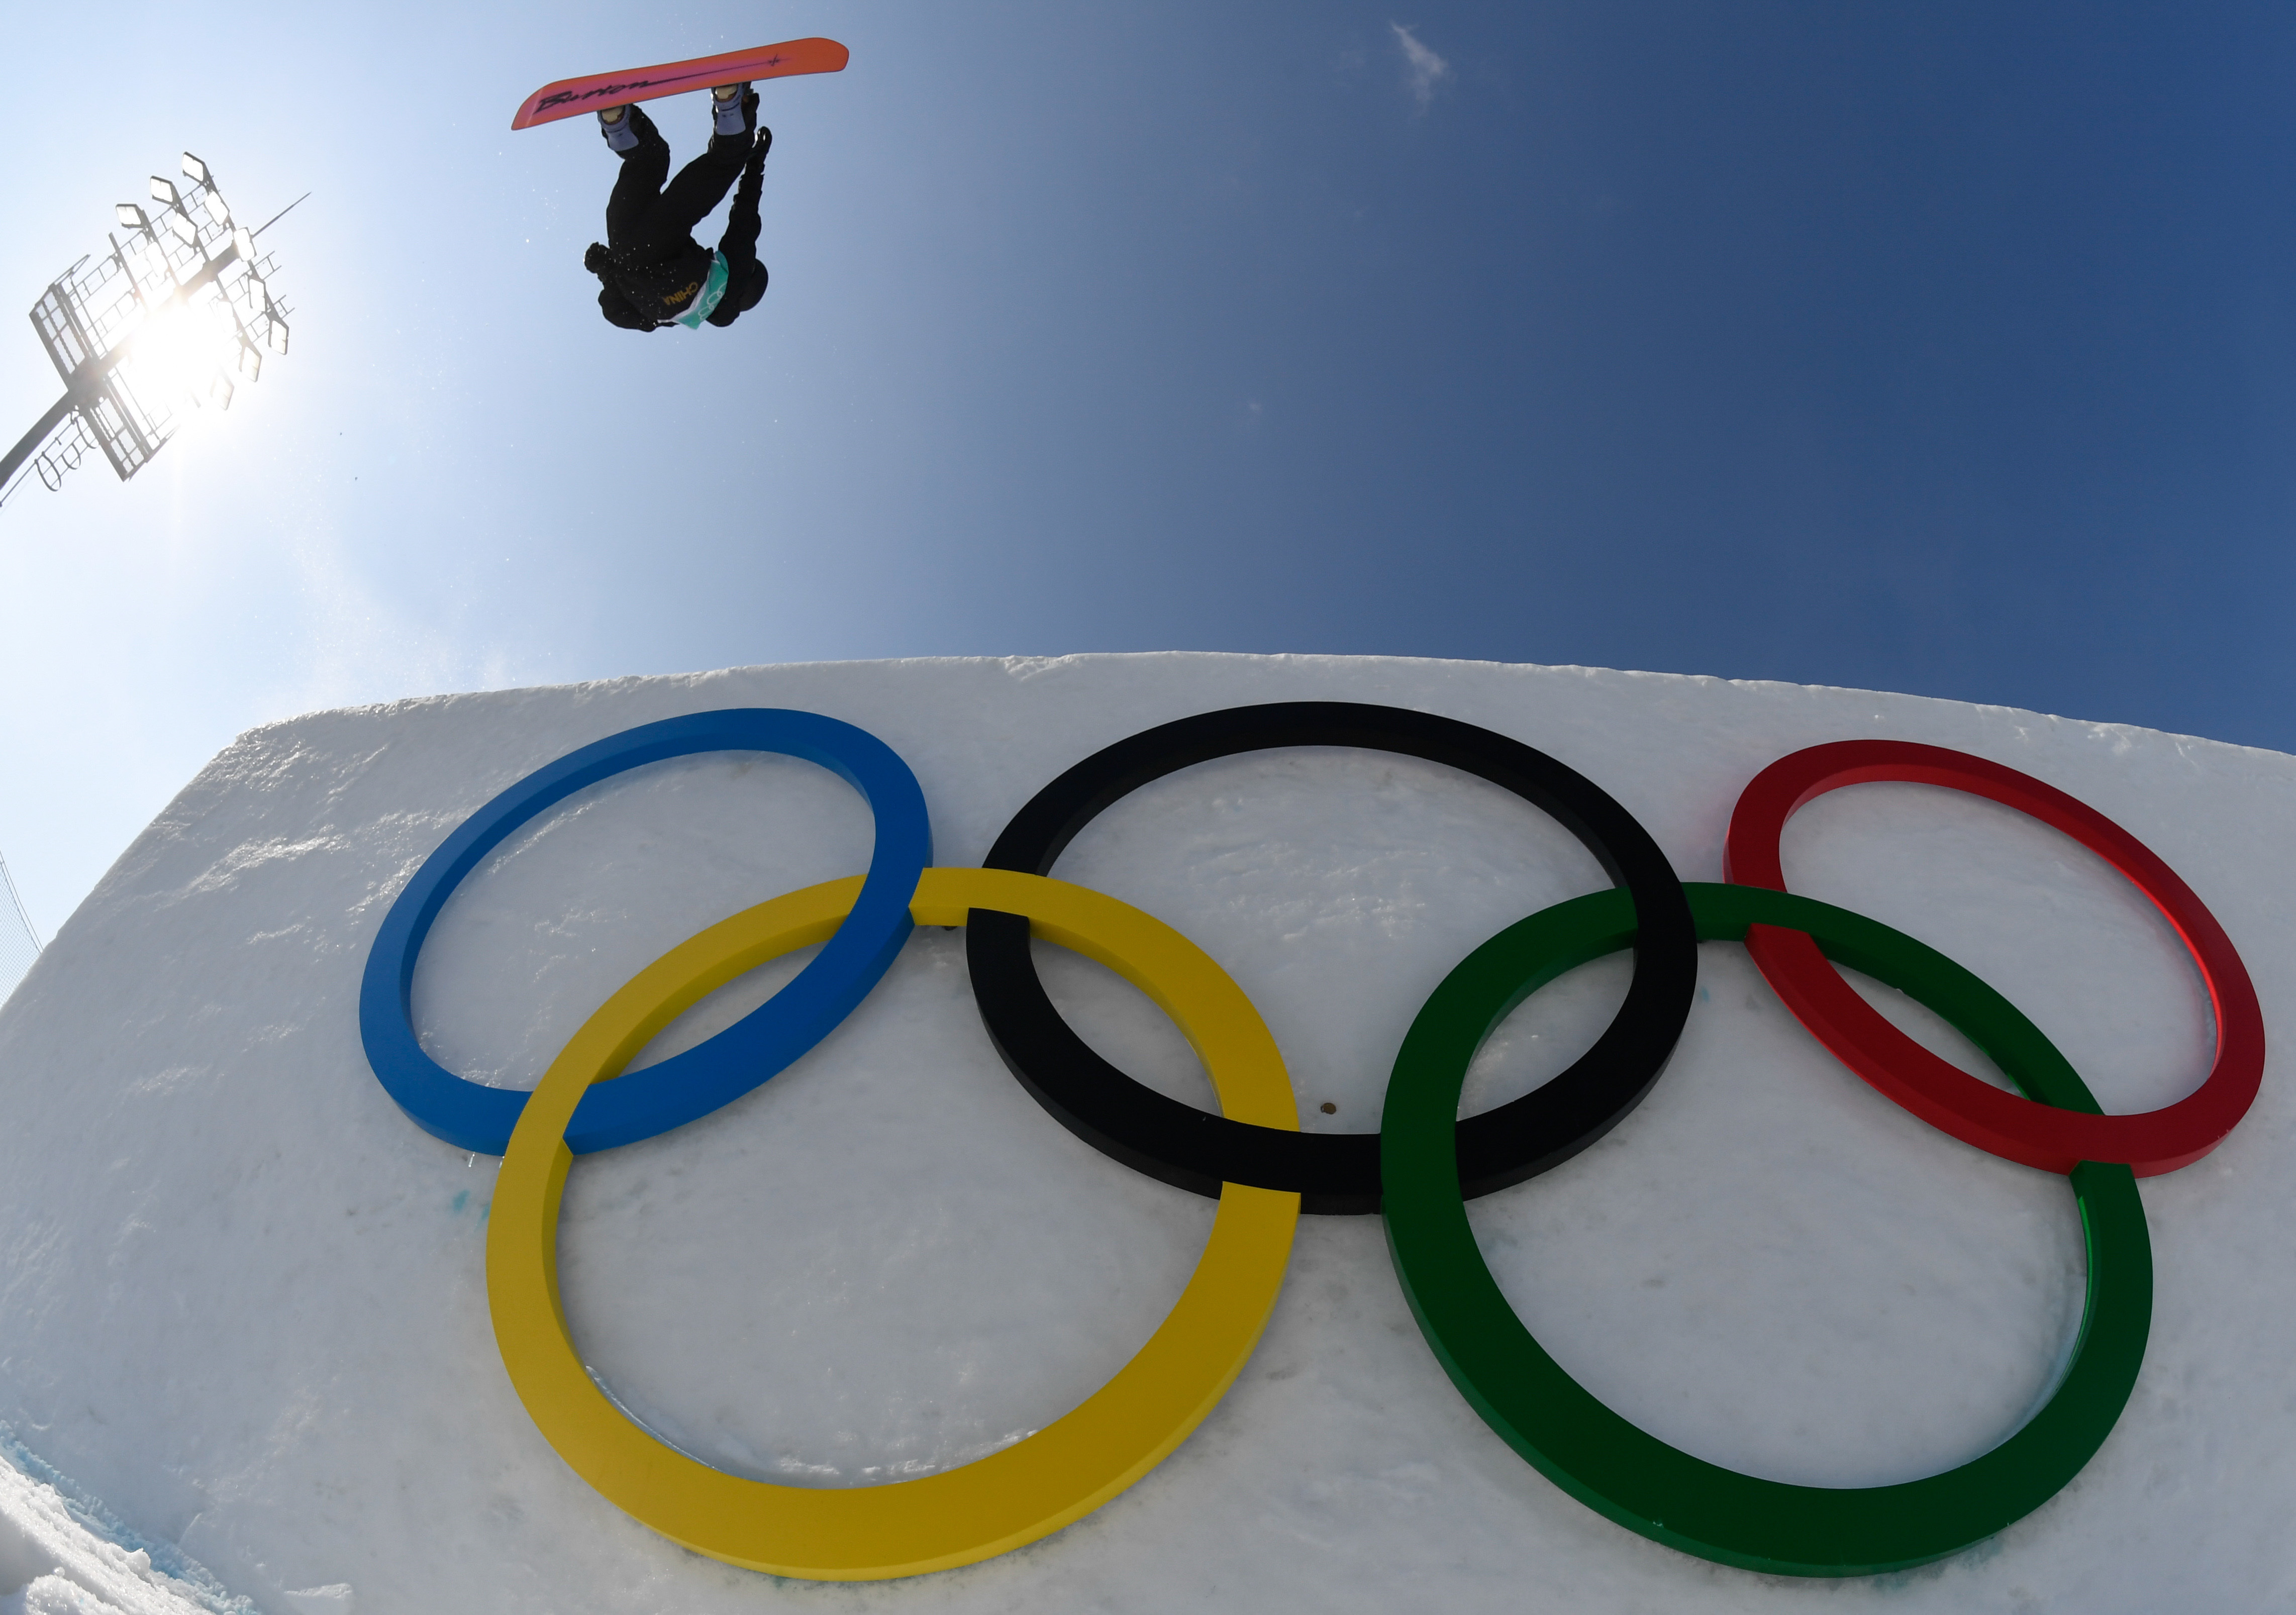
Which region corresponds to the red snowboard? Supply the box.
[512,38,849,131]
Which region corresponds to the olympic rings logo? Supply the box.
[355,703,2265,1583]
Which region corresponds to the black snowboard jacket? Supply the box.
[587,241,718,331]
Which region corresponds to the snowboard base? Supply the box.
[513,38,849,131]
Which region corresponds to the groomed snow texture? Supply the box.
[0,653,2290,1614]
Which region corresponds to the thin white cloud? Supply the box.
[1390,23,1451,112]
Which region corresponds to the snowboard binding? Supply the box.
[597,104,641,153]
[711,83,758,141]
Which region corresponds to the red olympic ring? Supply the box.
[1724,739,2264,1175]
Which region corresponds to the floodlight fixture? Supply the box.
[1,153,299,506]
[129,238,173,290]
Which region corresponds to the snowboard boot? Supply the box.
[597,105,641,153]
[712,83,756,140]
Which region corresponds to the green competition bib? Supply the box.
[673,251,731,329]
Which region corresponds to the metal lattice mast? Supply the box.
[0,155,296,507]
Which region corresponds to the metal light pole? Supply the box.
[0,153,297,505]
[0,848,39,1003]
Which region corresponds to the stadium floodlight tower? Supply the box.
[0,153,295,504]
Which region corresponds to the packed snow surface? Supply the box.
[0,652,2291,1613]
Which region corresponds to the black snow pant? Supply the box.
[602,103,768,328]
[709,143,770,326]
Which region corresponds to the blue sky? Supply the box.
[3,2,2292,933]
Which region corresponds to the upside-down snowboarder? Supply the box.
[584,84,770,331]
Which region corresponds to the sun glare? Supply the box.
[120,289,244,414]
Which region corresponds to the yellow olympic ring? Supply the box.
[486,867,1304,1580]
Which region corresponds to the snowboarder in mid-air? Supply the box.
[584,84,769,331]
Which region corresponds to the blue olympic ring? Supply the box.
[357,709,933,1155]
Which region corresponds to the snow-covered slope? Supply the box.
[0,653,2289,1614]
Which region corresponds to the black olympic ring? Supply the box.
[964,702,1699,1214]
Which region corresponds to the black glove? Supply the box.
[597,283,656,331]
[583,241,614,277]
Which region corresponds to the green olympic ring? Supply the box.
[1379,881,2151,1577]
